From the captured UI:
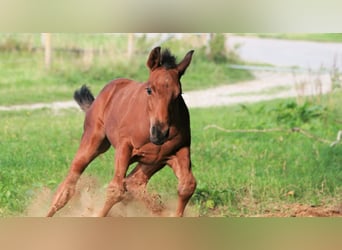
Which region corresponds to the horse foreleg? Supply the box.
[167,147,196,217]
[97,145,132,217]
[125,163,165,215]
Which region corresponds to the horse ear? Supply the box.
[147,46,161,71]
[177,50,194,76]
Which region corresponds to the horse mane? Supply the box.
[160,49,177,69]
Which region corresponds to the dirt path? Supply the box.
[183,71,332,108]
[0,71,333,111]
[0,100,77,112]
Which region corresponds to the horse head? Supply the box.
[145,47,194,145]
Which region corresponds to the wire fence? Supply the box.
[204,124,342,147]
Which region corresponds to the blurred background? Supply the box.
[1,33,342,106]
[0,33,253,106]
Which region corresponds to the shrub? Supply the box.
[208,34,227,63]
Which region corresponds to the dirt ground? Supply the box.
[25,175,342,217]
[25,176,186,217]
[258,203,342,217]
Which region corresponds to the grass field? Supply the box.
[1,92,341,217]
[246,33,342,43]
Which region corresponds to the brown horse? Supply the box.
[46,47,196,217]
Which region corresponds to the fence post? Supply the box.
[42,33,52,69]
[201,33,211,56]
[127,33,134,59]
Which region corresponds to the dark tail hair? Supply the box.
[73,85,95,112]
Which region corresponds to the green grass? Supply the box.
[188,98,342,216]
[1,92,341,217]
[0,108,116,216]
[0,33,253,106]
[246,33,342,43]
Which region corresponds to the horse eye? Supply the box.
[146,87,152,95]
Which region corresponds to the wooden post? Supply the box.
[224,33,230,54]
[127,33,134,59]
[43,33,52,69]
[202,33,212,56]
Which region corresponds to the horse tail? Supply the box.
[73,85,95,112]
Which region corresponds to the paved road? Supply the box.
[227,35,342,71]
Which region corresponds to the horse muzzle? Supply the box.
[150,124,170,145]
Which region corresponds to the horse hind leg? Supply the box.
[46,170,80,217]
[46,133,110,217]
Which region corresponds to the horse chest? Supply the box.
[132,140,179,165]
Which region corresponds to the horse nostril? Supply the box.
[164,128,170,138]
[151,125,157,137]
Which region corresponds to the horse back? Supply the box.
[86,79,147,144]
